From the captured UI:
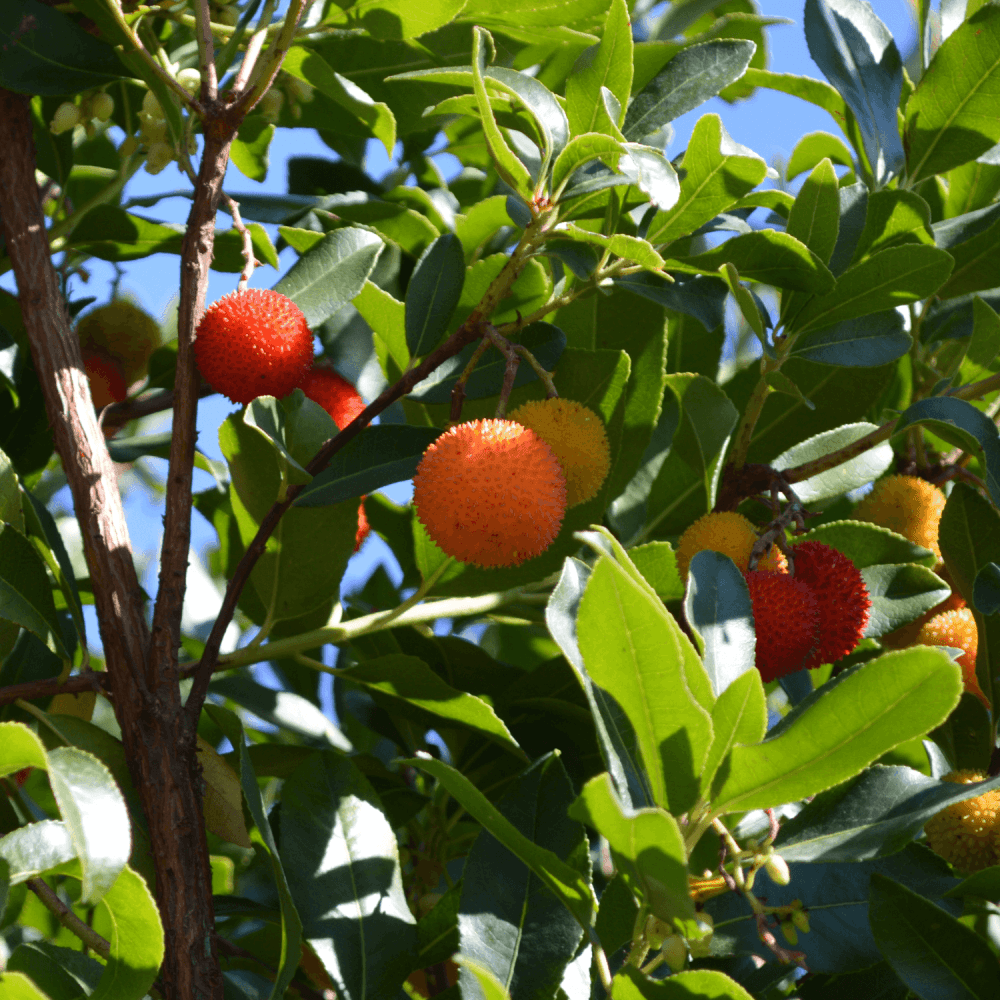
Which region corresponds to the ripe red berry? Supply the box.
[83,350,128,410]
[791,541,871,669]
[745,571,819,682]
[194,289,313,405]
[300,363,367,430]
[355,497,370,553]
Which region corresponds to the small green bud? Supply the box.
[779,921,798,946]
[145,142,174,175]
[50,102,81,135]
[142,90,165,120]
[661,935,687,973]
[177,68,201,95]
[259,88,284,123]
[91,92,114,122]
[765,853,791,886]
[791,908,810,933]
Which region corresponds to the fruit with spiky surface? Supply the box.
[744,571,819,682]
[853,475,947,562]
[882,589,966,649]
[77,298,163,384]
[792,541,871,669]
[300,363,370,552]
[924,770,1000,873]
[508,398,611,507]
[915,606,988,709]
[83,351,128,410]
[194,289,313,405]
[413,419,566,568]
[676,511,787,580]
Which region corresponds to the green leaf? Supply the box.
[863,563,951,638]
[717,263,766,344]
[317,197,439,258]
[614,273,728,334]
[786,158,840,266]
[622,40,756,142]
[5,941,103,999]
[207,706,302,999]
[0,971,50,999]
[853,189,934,262]
[789,245,954,335]
[787,130,855,180]
[870,874,1000,999]
[894,397,1000,508]
[283,46,396,156]
[803,0,905,184]
[0,522,68,659]
[645,114,767,247]
[405,233,467,356]
[777,766,1000,863]
[273,227,384,329]
[406,754,596,930]
[231,115,275,182]
[700,669,767,801]
[457,957,513,1000]
[799,520,936,570]
[566,0,632,138]
[904,4,1000,183]
[560,225,664,271]
[570,772,693,924]
[612,965,754,1000]
[670,229,835,294]
[0,721,48,777]
[278,750,416,1000]
[458,755,587,1000]
[0,0,128,94]
[712,648,962,814]
[577,556,713,813]
[321,0,465,39]
[935,203,1000,300]
[772,424,894,504]
[455,195,514,259]
[46,746,129,904]
[293,426,440,507]
[0,821,76,883]
[629,542,684,602]
[337,655,525,757]
[685,551,755,697]
[789,309,912,367]
[354,279,408,371]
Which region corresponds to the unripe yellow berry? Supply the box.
[508,398,611,507]
[764,853,791,886]
[924,770,1000,873]
[853,474,946,562]
[177,68,202,94]
[76,298,163,384]
[91,92,114,122]
[50,102,81,135]
[676,511,787,579]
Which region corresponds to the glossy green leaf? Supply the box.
[454,195,514,259]
[283,46,396,156]
[772,423,894,504]
[786,158,840,266]
[863,563,951,637]
[560,224,664,271]
[207,705,302,1000]
[645,114,767,246]
[623,40,756,142]
[273,227,383,328]
[700,668,767,800]
[612,965,754,1000]
[551,134,623,196]
[787,130,855,179]
[685,551,755,698]
[5,941,103,1000]
[458,957,513,1000]
[935,203,1000,300]
[321,0,465,39]
[904,4,1000,182]
[0,522,68,659]
[578,555,713,813]
[317,197,439,258]
[712,648,962,814]
[718,263,765,343]
[615,272,728,333]
[0,721,48,777]
[405,233,467,357]
[458,754,587,1000]
[789,245,954,335]
[230,115,274,183]
[629,542,684,602]
[406,754,596,930]
[565,0,632,138]
[790,309,911,367]
[894,397,1000,508]
[293,426,440,506]
[777,766,1000,863]
[0,821,76,883]
[0,971,50,999]
[570,772,692,924]
[620,144,680,210]
[671,229,835,294]
[46,746,129,904]
[804,0,904,183]
[853,189,934,262]
[870,874,1000,999]
[797,522,936,573]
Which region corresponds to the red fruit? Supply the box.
[792,541,871,669]
[194,289,313,405]
[83,350,127,410]
[300,363,367,430]
[355,497,370,553]
[745,571,820,682]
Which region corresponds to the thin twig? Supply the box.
[223,194,259,292]
[192,0,219,101]
[482,325,520,418]
[233,0,280,94]
[26,878,110,959]
[98,382,215,425]
[449,338,490,424]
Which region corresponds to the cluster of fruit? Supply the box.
[49,91,114,137]
[136,75,201,175]
[258,75,316,124]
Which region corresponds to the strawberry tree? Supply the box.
[2,0,1000,998]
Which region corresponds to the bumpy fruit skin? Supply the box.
[413,419,567,568]
[77,298,162,384]
[508,398,611,507]
[83,351,128,410]
[882,590,966,649]
[745,571,819,682]
[916,606,988,709]
[194,289,314,405]
[853,475,947,561]
[300,364,366,430]
[792,541,871,669]
[676,511,786,579]
[924,770,1000,873]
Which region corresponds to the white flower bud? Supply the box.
[140,115,168,145]
[144,142,174,175]
[177,68,201,95]
[765,853,791,886]
[661,935,687,972]
[91,92,114,122]
[142,90,165,120]
[50,102,81,135]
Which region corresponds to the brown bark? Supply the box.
[0,90,222,999]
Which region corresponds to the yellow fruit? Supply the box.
[924,770,1000,873]
[508,398,611,507]
[916,606,988,709]
[676,511,787,579]
[853,475,946,561]
[76,298,162,384]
